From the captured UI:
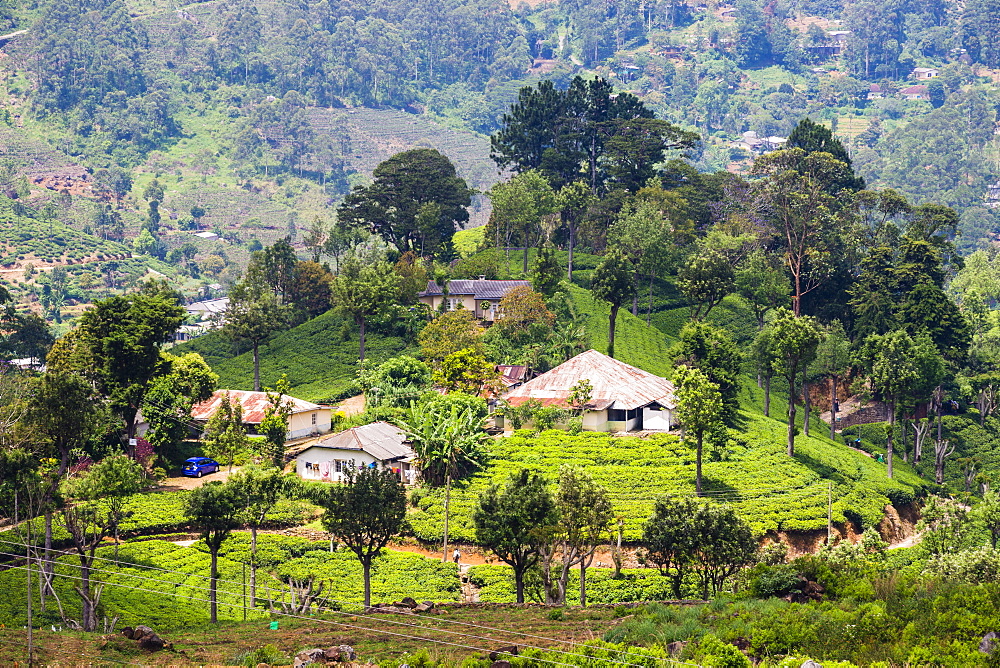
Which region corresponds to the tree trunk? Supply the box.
[886,399,895,479]
[250,526,258,604]
[42,512,54,611]
[514,567,525,604]
[787,374,796,457]
[442,474,451,563]
[358,317,367,363]
[901,416,908,463]
[646,273,654,326]
[79,560,96,632]
[567,225,575,282]
[695,432,703,496]
[210,548,219,623]
[363,558,372,608]
[580,560,587,607]
[523,243,529,275]
[802,369,810,437]
[764,374,771,417]
[608,305,619,359]
[253,340,261,392]
[830,376,838,440]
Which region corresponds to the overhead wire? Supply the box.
[0,561,664,668]
[0,553,693,668]
[0,537,694,665]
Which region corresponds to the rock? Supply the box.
[666,641,687,656]
[256,663,271,668]
[294,648,327,668]
[800,661,823,668]
[980,632,1000,654]
[324,645,357,662]
[400,597,418,608]
[414,602,433,613]
[421,601,435,609]
[121,627,134,640]
[489,646,518,661]
[125,625,167,651]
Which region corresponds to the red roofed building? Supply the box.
[499,350,676,432]
[191,390,333,440]
[900,85,929,101]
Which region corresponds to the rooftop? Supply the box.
[502,349,676,411]
[419,279,531,301]
[191,390,327,424]
[305,421,414,461]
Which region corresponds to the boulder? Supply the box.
[980,632,1000,654]
[294,648,327,668]
[800,661,823,668]
[324,645,357,662]
[414,601,435,613]
[120,625,168,651]
[489,646,518,661]
[400,597,418,608]
[666,641,687,656]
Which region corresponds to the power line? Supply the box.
[0,555,689,668]
[0,538,695,665]
[0,562,612,668]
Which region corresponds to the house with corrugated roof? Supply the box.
[498,350,676,433]
[294,421,417,483]
[417,278,531,321]
[191,390,332,440]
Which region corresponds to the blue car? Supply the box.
[181,457,220,478]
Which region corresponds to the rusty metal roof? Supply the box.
[502,349,676,411]
[191,390,327,424]
[305,421,414,461]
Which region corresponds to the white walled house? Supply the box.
[191,390,332,441]
[295,421,417,483]
[498,350,676,433]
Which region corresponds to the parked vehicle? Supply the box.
[181,457,220,478]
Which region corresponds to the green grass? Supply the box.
[407,389,926,543]
[565,283,677,377]
[175,309,418,403]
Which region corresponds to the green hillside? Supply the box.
[175,310,417,404]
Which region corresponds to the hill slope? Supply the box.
[175,310,416,403]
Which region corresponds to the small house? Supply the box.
[418,278,531,321]
[498,349,676,433]
[912,67,939,80]
[901,85,930,101]
[295,421,417,483]
[191,390,332,440]
[868,84,884,100]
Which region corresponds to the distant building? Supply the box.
[191,390,332,441]
[498,349,676,433]
[912,67,939,80]
[295,422,417,483]
[733,131,787,155]
[868,83,884,100]
[900,85,930,101]
[175,297,229,341]
[418,279,531,321]
[987,182,1000,208]
[497,364,530,390]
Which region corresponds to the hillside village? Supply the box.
[5,0,1000,664]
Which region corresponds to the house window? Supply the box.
[448,298,462,311]
[311,413,317,425]
[608,409,627,422]
[335,460,343,473]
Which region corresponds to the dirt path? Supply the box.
[154,465,242,492]
[339,394,365,416]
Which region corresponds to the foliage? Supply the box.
[331,256,402,362]
[433,347,497,394]
[202,392,249,471]
[674,366,724,496]
[418,309,485,363]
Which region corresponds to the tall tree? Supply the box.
[473,469,557,604]
[338,149,471,258]
[767,308,822,456]
[50,285,185,449]
[401,400,488,562]
[811,321,851,440]
[735,250,791,330]
[487,170,557,274]
[229,465,295,603]
[557,181,597,282]
[752,149,855,316]
[591,248,636,359]
[317,465,408,607]
[142,352,217,456]
[184,481,241,623]
[674,366,724,497]
[677,249,735,321]
[786,118,864,192]
[671,322,743,424]
[553,467,613,607]
[330,257,400,362]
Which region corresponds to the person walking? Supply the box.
[453,548,461,564]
